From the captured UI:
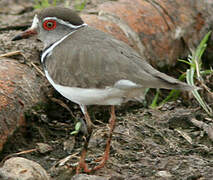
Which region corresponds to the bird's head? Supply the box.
[12,7,86,47]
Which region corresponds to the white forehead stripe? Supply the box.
[43,17,87,29]
[31,14,39,29]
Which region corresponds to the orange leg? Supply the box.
[76,133,92,173]
[76,105,116,173]
[93,105,116,170]
[76,105,93,173]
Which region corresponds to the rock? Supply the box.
[83,0,213,67]
[71,174,110,180]
[0,157,49,180]
[63,137,75,154]
[156,170,172,178]
[36,143,53,154]
[0,58,46,152]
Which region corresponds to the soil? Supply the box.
[0,1,213,180]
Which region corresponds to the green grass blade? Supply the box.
[74,0,87,11]
[150,89,160,108]
[184,31,213,116]
[178,59,193,66]
[193,31,212,64]
[200,69,213,75]
[186,69,212,116]
[158,73,185,106]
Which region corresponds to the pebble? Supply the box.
[0,157,49,180]
[71,174,110,180]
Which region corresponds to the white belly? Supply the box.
[45,70,125,105]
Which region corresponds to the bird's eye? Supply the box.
[43,20,57,31]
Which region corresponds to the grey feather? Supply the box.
[44,26,196,91]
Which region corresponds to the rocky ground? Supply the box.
[0,0,212,180]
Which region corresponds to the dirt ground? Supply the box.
[0,1,213,180]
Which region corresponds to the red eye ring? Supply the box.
[43,20,57,31]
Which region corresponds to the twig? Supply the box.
[19,51,45,77]
[0,51,21,58]
[0,50,45,77]
[175,129,193,144]
[200,81,213,99]
[190,118,213,142]
[0,148,37,167]
[49,96,76,119]
[30,61,45,77]
[56,152,79,167]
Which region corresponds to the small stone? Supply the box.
[36,142,53,154]
[71,174,110,180]
[0,157,49,180]
[156,170,172,178]
[63,137,75,154]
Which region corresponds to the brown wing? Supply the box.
[45,26,194,91]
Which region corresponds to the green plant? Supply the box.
[34,0,87,11]
[149,75,184,109]
[182,31,213,116]
[70,122,82,135]
[149,89,160,108]
[74,0,87,11]
[34,0,58,9]
[150,31,213,115]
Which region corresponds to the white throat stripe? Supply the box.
[41,30,75,63]
[43,17,87,29]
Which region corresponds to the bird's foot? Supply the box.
[76,148,92,174]
[76,146,110,173]
[76,159,92,174]
[92,152,109,170]
[76,154,109,173]
[94,156,103,162]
